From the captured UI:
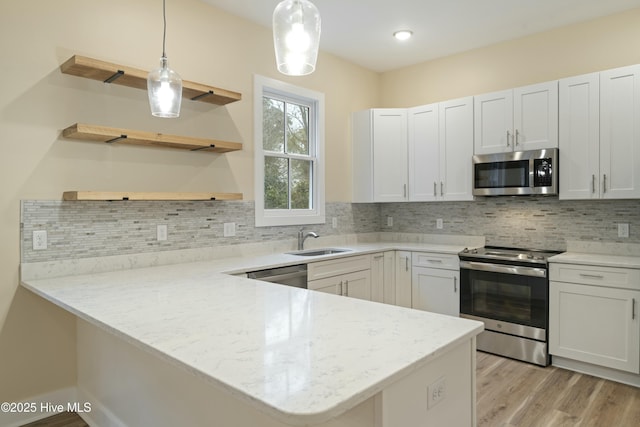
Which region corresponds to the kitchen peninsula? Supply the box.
[20,243,483,427]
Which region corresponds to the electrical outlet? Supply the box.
[618,223,630,238]
[157,225,167,241]
[224,222,236,237]
[332,217,338,228]
[387,216,393,227]
[33,230,47,250]
[436,218,443,229]
[428,376,446,409]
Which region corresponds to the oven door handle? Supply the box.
[459,261,547,278]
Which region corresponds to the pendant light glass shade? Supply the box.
[147,0,182,118]
[273,0,321,76]
[147,56,182,118]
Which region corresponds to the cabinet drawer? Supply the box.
[549,263,640,290]
[308,255,371,281]
[412,252,459,270]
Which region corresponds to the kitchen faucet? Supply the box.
[297,229,319,250]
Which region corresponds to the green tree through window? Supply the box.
[262,95,313,210]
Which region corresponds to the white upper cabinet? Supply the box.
[560,65,640,200]
[408,103,439,201]
[352,109,408,202]
[474,81,558,155]
[439,97,474,201]
[559,73,600,199]
[600,65,640,199]
[408,97,474,202]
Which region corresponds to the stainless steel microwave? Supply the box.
[472,148,558,196]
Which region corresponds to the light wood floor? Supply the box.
[477,351,640,427]
[22,351,640,427]
[21,410,88,427]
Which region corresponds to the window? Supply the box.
[254,75,325,227]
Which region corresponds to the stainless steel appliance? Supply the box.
[246,264,308,288]
[473,148,558,196]
[459,246,562,366]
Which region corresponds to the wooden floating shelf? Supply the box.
[62,123,242,153]
[63,191,243,201]
[60,55,242,106]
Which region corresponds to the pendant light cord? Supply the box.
[162,0,167,58]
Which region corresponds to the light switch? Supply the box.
[618,223,629,238]
[224,222,236,237]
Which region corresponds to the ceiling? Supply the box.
[202,0,640,72]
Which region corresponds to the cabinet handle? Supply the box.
[344,280,348,296]
[579,273,604,279]
[405,257,409,272]
[454,277,458,293]
[427,259,443,263]
[433,182,437,197]
[373,254,384,260]
[633,298,636,320]
[506,130,511,147]
[403,184,407,198]
[339,280,343,296]
[515,129,520,146]
[592,175,596,194]
[603,174,607,193]
[440,181,444,196]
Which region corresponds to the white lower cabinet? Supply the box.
[308,255,372,300]
[549,263,640,374]
[371,251,395,304]
[411,252,460,317]
[395,251,412,308]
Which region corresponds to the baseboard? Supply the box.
[552,356,640,387]
[75,386,127,427]
[0,387,78,427]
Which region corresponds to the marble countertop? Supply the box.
[21,240,484,426]
[549,251,640,269]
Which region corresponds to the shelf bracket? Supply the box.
[105,134,128,144]
[104,70,125,84]
[191,144,216,152]
[191,90,215,101]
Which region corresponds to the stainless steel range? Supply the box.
[458,246,562,366]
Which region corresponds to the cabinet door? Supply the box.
[439,97,474,201]
[370,253,385,303]
[343,270,372,301]
[600,65,640,199]
[307,277,342,295]
[408,104,439,201]
[559,73,600,199]
[412,266,460,317]
[373,109,408,202]
[395,251,412,308]
[549,281,640,373]
[371,251,396,305]
[513,81,559,151]
[474,89,513,155]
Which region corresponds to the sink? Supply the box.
[286,248,352,257]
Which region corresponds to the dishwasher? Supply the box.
[246,264,308,288]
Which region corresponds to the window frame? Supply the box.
[254,75,325,227]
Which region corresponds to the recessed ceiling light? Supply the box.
[393,30,413,41]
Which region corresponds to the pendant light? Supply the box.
[273,0,321,76]
[147,0,182,118]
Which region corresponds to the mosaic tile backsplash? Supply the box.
[21,198,640,263]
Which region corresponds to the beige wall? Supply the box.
[380,8,640,107]
[0,0,378,403]
[3,0,640,406]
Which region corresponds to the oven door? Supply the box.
[459,261,548,333]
